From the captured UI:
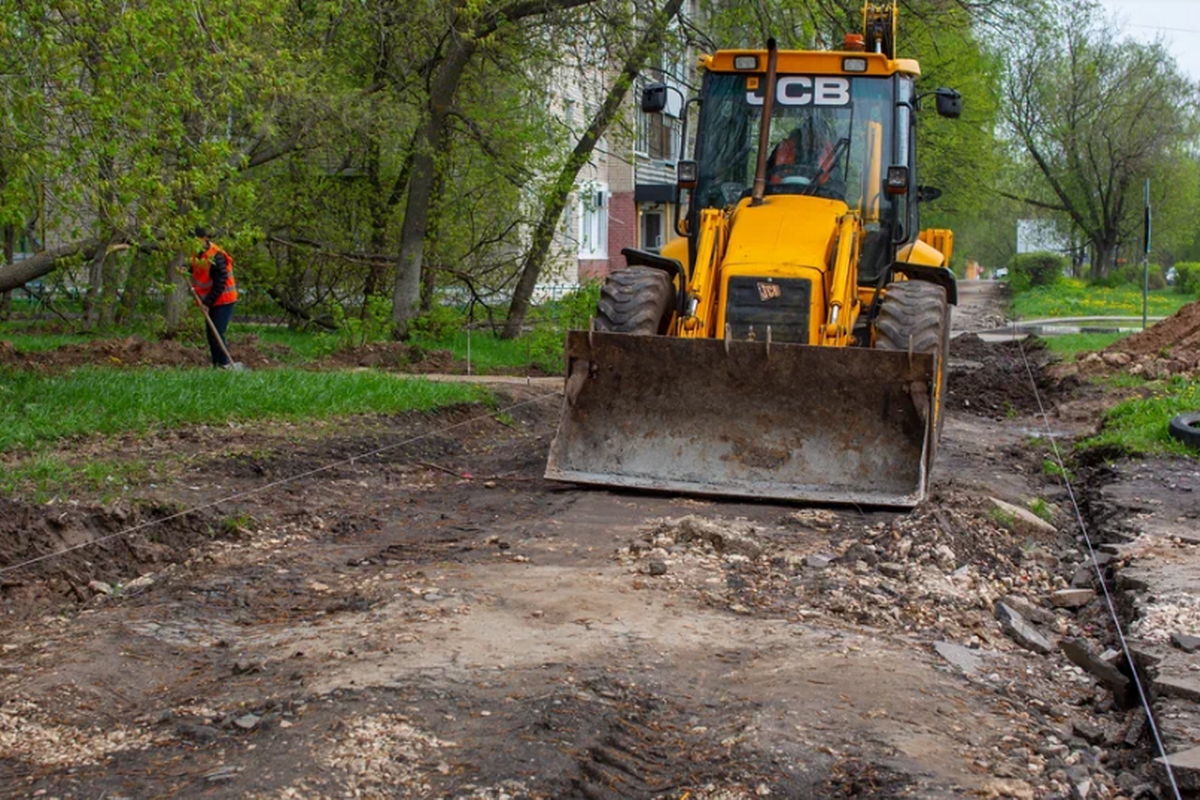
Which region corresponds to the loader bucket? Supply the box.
[545,331,939,508]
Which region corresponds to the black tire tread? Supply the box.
[1169,412,1200,449]
[874,280,947,354]
[594,267,672,335]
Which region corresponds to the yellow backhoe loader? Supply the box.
[545,2,962,507]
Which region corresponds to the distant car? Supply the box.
[994,267,1009,279]
[1166,266,1178,286]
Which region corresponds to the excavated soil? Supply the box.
[0,335,551,376]
[1055,298,1200,381]
[0,336,285,370]
[1,289,1169,799]
[947,333,1059,417]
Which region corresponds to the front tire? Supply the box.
[875,280,951,440]
[594,266,672,335]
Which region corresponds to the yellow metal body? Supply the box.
[545,1,958,508]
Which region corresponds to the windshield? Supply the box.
[693,72,895,219]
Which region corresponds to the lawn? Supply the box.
[1082,376,1200,457]
[1039,332,1129,359]
[1012,279,1196,320]
[0,366,490,453]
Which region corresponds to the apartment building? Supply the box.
[541,10,695,295]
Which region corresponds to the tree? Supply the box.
[389,0,599,339]
[502,0,685,338]
[1003,0,1200,278]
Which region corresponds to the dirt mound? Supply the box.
[1060,299,1200,381]
[0,335,283,371]
[315,342,457,372]
[0,499,233,621]
[947,333,1057,417]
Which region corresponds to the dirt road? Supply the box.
[1,284,1153,799]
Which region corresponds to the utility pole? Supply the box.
[1142,179,1151,331]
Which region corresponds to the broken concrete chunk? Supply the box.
[934,641,982,674]
[1171,632,1200,654]
[661,516,764,558]
[1154,744,1200,791]
[1001,595,1055,625]
[994,602,1053,655]
[123,574,156,595]
[805,553,835,569]
[1071,719,1105,745]
[1060,638,1131,704]
[1050,589,1096,609]
[233,713,261,731]
[1155,676,1200,703]
[979,778,1035,799]
[988,497,1057,537]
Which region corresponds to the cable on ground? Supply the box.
[1013,327,1181,799]
[0,390,563,578]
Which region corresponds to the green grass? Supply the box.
[1082,376,1200,457]
[0,455,151,503]
[1041,332,1129,358]
[1012,279,1196,319]
[0,366,490,453]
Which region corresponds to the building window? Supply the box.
[579,183,608,259]
[636,110,676,161]
[641,208,664,252]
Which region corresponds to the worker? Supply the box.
[190,228,238,368]
[767,114,846,198]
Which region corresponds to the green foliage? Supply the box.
[989,507,1017,529]
[1041,458,1074,481]
[523,281,603,373]
[1007,251,1066,293]
[1027,497,1053,522]
[0,366,489,453]
[1174,263,1199,295]
[409,304,467,342]
[1081,376,1200,457]
[1011,279,1193,319]
[322,294,392,350]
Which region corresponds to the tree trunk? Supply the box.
[0,238,105,293]
[392,34,476,339]
[163,254,189,336]
[1091,241,1115,280]
[502,0,684,339]
[0,224,13,319]
[390,0,599,339]
[115,251,146,324]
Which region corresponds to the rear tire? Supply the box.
[594,266,673,335]
[875,280,950,440]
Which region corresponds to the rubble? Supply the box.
[1060,638,1131,705]
[1051,589,1096,609]
[988,497,1057,537]
[995,602,1054,654]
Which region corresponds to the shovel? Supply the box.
[188,284,247,371]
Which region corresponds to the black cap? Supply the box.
[193,226,208,239]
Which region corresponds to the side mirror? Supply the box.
[935,87,962,119]
[917,185,942,203]
[641,83,668,114]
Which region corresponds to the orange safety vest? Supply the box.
[191,243,238,306]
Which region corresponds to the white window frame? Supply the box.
[578,181,608,259]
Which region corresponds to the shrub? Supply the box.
[1007,251,1067,292]
[1175,262,1199,295]
[410,303,466,341]
[1148,266,1167,291]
